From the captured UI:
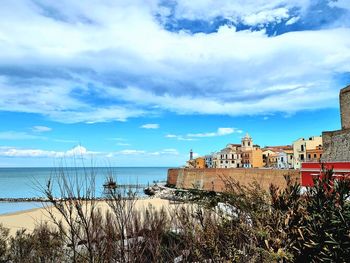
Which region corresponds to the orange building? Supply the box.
[306,145,323,162]
[195,157,206,169]
[242,147,263,168]
[240,134,263,168]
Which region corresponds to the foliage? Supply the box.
[0,168,349,262]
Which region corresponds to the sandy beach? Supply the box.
[0,198,171,235]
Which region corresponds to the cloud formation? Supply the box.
[140,123,160,129]
[0,131,43,140]
[32,126,52,132]
[0,145,180,159]
[0,0,349,123]
[166,127,242,140]
[0,145,94,158]
[187,128,242,137]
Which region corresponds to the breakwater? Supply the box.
[167,168,300,192]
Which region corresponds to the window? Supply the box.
[301,145,304,151]
[232,160,234,163]
[226,161,228,164]
[308,154,311,159]
[220,161,223,164]
[248,142,251,146]
[314,154,317,158]
[300,154,304,161]
[281,157,284,162]
[320,154,322,158]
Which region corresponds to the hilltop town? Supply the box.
[186,133,322,170]
[167,85,350,193]
[186,85,350,172]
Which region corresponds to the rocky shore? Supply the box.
[0,196,152,202]
[143,183,182,200]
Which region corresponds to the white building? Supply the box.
[277,150,293,169]
[215,144,242,168]
[292,136,323,169]
[204,154,214,168]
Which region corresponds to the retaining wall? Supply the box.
[167,168,300,192]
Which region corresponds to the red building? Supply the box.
[301,86,350,187]
[301,162,350,187]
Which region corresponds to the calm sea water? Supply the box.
[0,167,169,214]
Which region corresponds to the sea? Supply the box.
[0,167,169,215]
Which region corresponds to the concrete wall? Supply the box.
[340,85,350,130]
[168,168,300,192]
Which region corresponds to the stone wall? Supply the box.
[168,168,300,192]
[322,129,350,162]
[321,85,350,162]
[340,85,350,130]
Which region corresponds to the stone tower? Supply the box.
[340,85,350,130]
[322,85,350,162]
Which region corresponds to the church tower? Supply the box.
[241,133,253,150]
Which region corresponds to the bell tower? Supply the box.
[241,133,253,150]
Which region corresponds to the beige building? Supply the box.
[292,136,323,169]
[262,149,277,167]
[215,144,242,168]
[213,133,263,169]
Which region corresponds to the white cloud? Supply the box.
[165,134,196,141]
[172,0,311,21]
[140,123,160,129]
[0,131,42,140]
[329,0,350,11]
[117,142,131,146]
[106,148,180,157]
[166,127,242,140]
[115,149,146,155]
[32,126,52,132]
[0,145,95,158]
[148,148,179,156]
[286,16,300,25]
[0,145,184,166]
[165,134,177,138]
[187,127,238,137]
[243,8,290,25]
[0,1,348,123]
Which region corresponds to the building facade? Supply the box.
[306,145,323,162]
[292,136,323,169]
[216,144,242,168]
[277,150,293,169]
[240,134,263,168]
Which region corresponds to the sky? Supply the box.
[0,0,349,167]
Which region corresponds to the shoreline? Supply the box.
[0,206,47,217]
[0,198,173,235]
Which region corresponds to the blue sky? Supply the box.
[0,0,349,167]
